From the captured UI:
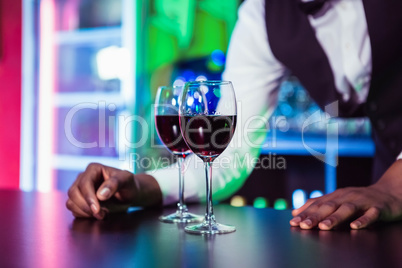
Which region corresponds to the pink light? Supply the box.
[37,0,56,192]
[62,0,79,30]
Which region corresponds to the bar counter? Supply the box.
[0,190,401,268]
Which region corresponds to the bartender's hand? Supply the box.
[66,163,162,220]
[290,160,402,230]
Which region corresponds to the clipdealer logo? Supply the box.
[63,100,339,168]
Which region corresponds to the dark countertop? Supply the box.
[0,190,401,268]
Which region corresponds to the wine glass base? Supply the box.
[184,221,236,235]
[159,212,204,223]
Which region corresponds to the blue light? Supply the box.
[292,189,307,209]
[310,190,323,199]
[181,70,196,82]
[211,50,225,67]
[279,103,293,117]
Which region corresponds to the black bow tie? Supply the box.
[298,0,327,15]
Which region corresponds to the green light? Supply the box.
[213,88,221,98]
[253,197,268,209]
[273,198,287,210]
[207,60,223,72]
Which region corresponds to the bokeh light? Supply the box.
[230,195,247,207]
[274,198,288,210]
[292,189,307,209]
[253,197,268,209]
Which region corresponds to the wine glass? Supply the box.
[155,86,204,223]
[179,81,237,234]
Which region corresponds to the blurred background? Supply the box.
[1,0,374,210]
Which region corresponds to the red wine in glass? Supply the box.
[180,115,236,161]
[155,86,203,223]
[155,115,191,158]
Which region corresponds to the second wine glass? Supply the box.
[155,86,204,223]
[179,81,237,234]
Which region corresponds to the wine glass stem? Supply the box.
[204,161,215,225]
[177,156,186,213]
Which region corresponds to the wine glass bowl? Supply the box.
[155,86,191,158]
[179,114,237,162]
[179,81,237,234]
[155,86,204,223]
